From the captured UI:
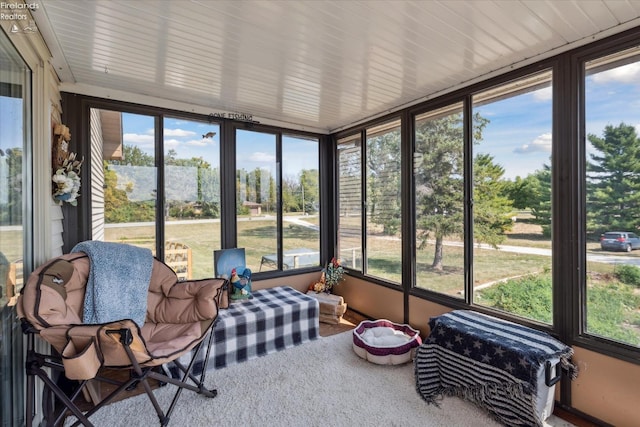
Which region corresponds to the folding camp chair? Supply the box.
[17,250,227,426]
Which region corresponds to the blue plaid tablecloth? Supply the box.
[170,286,319,376]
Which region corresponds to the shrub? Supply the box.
[478,275,552,323]
[586,282,640,345]
[614,264,640,287]
[479,273,640,346]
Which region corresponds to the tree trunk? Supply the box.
[432,236,444,271]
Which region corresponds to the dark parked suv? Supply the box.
[600,231,640,252]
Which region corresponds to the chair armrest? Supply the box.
[41,320,147,370]
[148,278,227,324]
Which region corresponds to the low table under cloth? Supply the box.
[415,310,578,427]
[170,286,319,376]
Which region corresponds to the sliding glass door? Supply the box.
[0,29,31,427]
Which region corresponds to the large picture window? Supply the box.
[94,110,158,254]
[337,119,402,284]
[365,120,402,283]
[584,48,640,347]
[86,106,321,279]
[414,104,465,297]
[93,111,223,280]
[282,135,320,268]
[236,129,278,271]
[164,118,221,279]
[337,134,363,271]
[236,129,320,272]
[471,70,554,324]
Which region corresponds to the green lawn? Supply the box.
[415,244,552,296]
[105,218,553,287]
[26,217,640,346]
[106,221,221,278]
[105,216,321,277]
[103,217,622,294]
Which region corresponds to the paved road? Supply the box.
[415,240,640,266]
[464,241,640,266]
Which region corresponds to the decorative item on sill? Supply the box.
[309,257,345,294]
[229,266,253,301]
[52,124,83,206]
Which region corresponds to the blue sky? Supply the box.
[3,61,638,184]
[117,61,639,183]
[477,62,640,180]
[121,115,319,180]
[474,85,553,180]
[0,97,24,152]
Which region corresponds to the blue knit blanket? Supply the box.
[72,241,153,327]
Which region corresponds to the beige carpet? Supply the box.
[67,331,574,427]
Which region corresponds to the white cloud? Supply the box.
[249,152,276,163]
[164,128,197,137]
[186,138,209,147]
[123,133,154,144]
[513,132,552,153]
[164,138,181,148]
[591,62,640,84]
[532,86,552,101]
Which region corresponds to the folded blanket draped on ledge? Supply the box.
[71,241,154,327]
[415,310,578,427]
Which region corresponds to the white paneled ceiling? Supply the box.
[30,0,640,133]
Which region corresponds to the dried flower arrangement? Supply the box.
[310,257,345,293]
[52,124,83,206]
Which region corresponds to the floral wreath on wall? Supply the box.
[52,124,83,206]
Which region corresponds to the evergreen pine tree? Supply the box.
[473,153,514,247]
[529,165,552,237]
[587,123,640,234]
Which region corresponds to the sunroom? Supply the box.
[2,1,640,426]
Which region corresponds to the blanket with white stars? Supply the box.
[415,310,578,427]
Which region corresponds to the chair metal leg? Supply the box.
[24,319,220,427]
[25,360,35,427]
[109,326,218,426]
[25,360,93,426]
[199,329,216,385]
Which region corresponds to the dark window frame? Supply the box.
[60,94,327,280]
[331,27,640,367]
[335,116,406,286]
[58,26,640,366]
[572,28,640,364]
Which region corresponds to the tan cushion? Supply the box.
[19,251,227,371]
